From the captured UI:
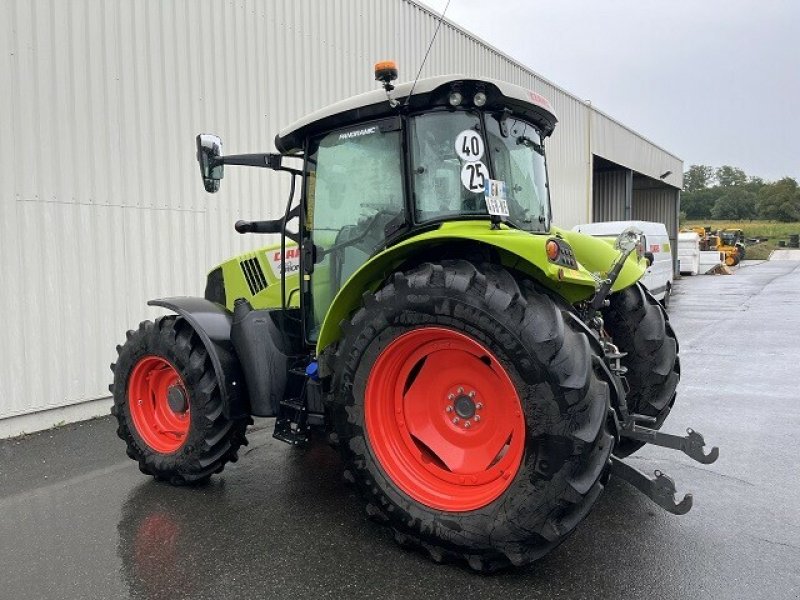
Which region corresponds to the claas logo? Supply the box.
[273,247,300,262]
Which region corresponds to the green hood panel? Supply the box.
[316,220,646,353]
[212,243,300,312]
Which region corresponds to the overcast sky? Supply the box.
[417,0,799,181]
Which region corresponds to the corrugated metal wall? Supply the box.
[592,169,631,222]
[1,0,681,427]
[632,188,681,257]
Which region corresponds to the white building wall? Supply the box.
[0,0,681,434]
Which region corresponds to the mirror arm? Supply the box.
[211,153,303,177]
[588,243,639,313]
[212,153,280,169]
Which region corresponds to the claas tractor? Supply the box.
[110,62,718,571]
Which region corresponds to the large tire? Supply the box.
[603,283,680,457]
[330,261,614,572]
[110,317,250,485]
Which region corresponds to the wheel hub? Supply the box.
[167,385,188,413]
[453,393,476,419]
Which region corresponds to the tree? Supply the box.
[681,188,720,219]
[710,188,757,220]
[683,165,715,192]
[715,165,748,187]
[744,176,766,196]
[757,178,800,222]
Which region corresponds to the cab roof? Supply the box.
[274,75,558,154]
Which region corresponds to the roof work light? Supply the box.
[374,60,399,90]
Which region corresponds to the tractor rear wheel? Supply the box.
[110,317,249,485]
[330,261,614,571]
[603,283,680,457]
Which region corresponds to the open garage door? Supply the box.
[632,174,680,263]
[592,156,632,222]
[592,155,680,263]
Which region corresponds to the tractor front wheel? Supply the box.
[110,317,249,485]
[330,261,614,571]
[603,283,680,457]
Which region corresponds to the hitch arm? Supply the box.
[620,425,720,465]
[610,457,693,515]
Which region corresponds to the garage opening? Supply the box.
[592,155,680,262]
[632,173,680,262]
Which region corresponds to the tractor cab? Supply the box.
[197,65,566,342]
[289,74,557,339]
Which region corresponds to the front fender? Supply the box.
[316,221,646,354]
[148,297,249,420]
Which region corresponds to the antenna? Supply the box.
[405,0,453,105]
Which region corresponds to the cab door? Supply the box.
[302,118,406,342]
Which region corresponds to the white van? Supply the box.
[572,220,675,307]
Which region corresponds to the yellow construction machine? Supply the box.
[686,226,745,266]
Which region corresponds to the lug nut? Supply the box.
[474,415,481,422]
[445,406,453,413]
[468,390,476,398]
[464,421,471,429]
[452,417,459,424]
[476,402,483,410]
[448,393,455,400]
[457,387,464,394]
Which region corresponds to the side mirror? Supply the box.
[615,226,643,253]
[644,251,655,266]
[196,134,224,193]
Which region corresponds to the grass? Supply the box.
[683,220,800,260]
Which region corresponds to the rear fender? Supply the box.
[148,297,249,420]
[316,221,646,354]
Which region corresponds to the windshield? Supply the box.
[409,111,550,232]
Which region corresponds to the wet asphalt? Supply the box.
[1,260,799,600]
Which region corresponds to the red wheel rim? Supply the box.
[365,327,525,512]
[128,356,190,453]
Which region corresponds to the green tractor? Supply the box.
[110,63,718,571]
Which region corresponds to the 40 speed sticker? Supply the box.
[460,161,489,194]
[454,129,484,162]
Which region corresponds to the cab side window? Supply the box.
[305,122,404,340]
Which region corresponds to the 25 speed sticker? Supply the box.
[461,161,489,194]
[454,130,484,162]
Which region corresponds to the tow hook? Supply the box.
[620,425,719,464]
[613,425,720,514]
[610,457,693,515]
